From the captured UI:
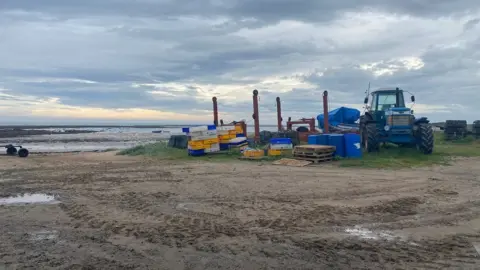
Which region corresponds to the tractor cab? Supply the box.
[363,88,415,131]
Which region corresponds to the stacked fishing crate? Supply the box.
[217,123,247,150]
[268,138,294,156]
[183,125,220,156]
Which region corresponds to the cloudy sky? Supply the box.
[1,0,479,125]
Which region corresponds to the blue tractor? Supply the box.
[360,87,434,154]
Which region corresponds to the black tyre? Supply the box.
[473,120,480,129]
[6,146,17,155]
[417,124,434,154]
[18,148,29,158]
[364,123,379,152]
[445,120,467,128]
[296,126,309,132]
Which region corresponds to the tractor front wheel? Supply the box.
[416,124,434,154]
[364,123,379,152]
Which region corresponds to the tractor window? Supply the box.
[369,94,376,110]
[377,93,404,110]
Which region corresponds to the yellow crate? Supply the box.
[203,138,219,144]
[268,149,283,156]
[189,144,205,150]
[243,150,264,158]
[228,130,237,135]
[219,139,231,144]
[235,125,243,133]
[188,141,205,150]
[218,134,234,140]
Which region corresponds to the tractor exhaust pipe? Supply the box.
[276,97,283,131]
[323,90,329,133]
[252,89,260,143]
[395,87,400,107]
[212,96,218,126]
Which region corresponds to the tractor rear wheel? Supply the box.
[364,123,379,152]
[417,124,434,154]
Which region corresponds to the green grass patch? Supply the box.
[339,132,480,169]
[118,141,283,162]
[120,132,480,168]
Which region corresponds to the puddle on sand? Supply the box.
[0,193,58,205]
[345,226,397,241]
[345,226,420,246]
[29,230,58,241]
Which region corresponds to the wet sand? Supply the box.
[0,128,95,138]
[1,152,480,269]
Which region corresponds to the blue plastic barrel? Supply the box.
[317,134,329,145]
[344,133,362,158]
[328,134,345,157]
[308,135,319,145]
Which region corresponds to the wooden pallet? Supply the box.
[293,145,335,164]
[293,155,333,163]
[294,153,333,159]
[293,145,335,154]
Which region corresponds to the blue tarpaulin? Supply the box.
[317,107,361,129]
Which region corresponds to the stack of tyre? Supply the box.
[473,120,480,139]
[444,120,468,140]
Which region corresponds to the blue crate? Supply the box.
[188,149,205,156]
[183,125,216,133]
[236,133,246,137]
[270,138,292,145]
[219,143,230,151]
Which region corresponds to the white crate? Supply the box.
[190,134,218,141]
[189,130,217,137]
[205,145,220,153]
[270,143,293,150]
[189,126,215,132]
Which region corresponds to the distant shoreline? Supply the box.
[0,124,277,129]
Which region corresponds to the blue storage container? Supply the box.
[219,143,230,151]
[182,127,189,133]
[328,134,345,157]
[317,134,329,145]
[344,133,362,158]
[270,138,292,145]
[308,135,319,145]
[188,149,205,156]
[236,133,246,138]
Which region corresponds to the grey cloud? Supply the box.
[3,0,479,22]
[464,18,480,30]
[1,0,480,123]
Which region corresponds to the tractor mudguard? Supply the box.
[414,117,429,125]
[361,112,376,124]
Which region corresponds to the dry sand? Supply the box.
[1,152,480,269]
